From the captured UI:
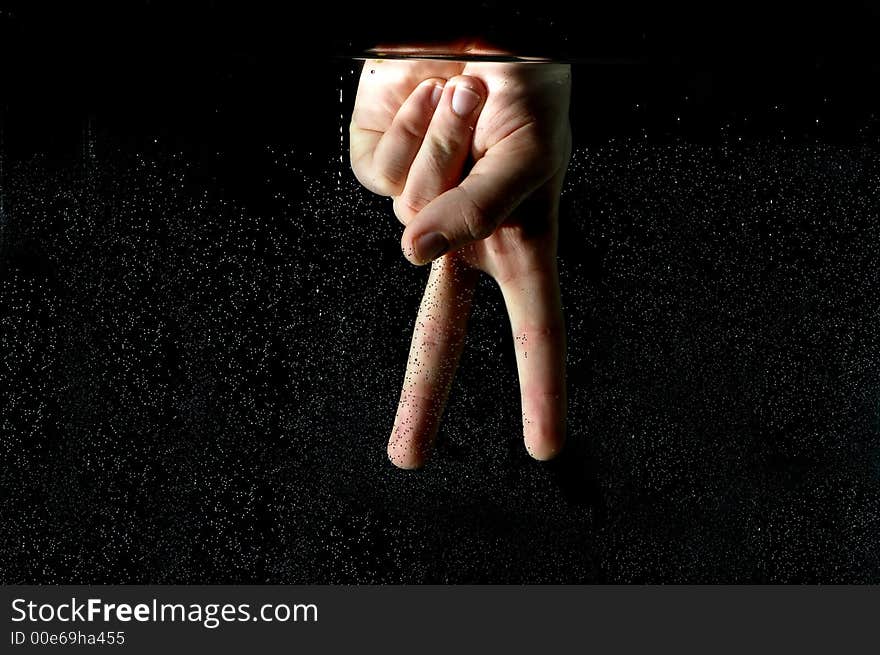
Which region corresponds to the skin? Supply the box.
[350,55,572,469]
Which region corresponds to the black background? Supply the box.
[2,1,880,583]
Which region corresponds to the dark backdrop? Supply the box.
[1,2,880,583]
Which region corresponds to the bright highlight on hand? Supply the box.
[350,55,572,468]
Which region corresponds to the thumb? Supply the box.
[400,127,556,265]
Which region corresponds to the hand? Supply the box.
[350,54,572,468]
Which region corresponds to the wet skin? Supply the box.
[350,57,572,468]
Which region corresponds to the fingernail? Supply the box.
[430,84,444,109]
[451,85,481,116]
[413,232,449,263]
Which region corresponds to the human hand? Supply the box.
[350,54,572,468]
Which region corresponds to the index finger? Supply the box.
[389,255,479,468]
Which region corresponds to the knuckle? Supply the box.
[459,190,493,240]
[398,114,429,143]
[349,152,404,198]
[392,196,416,225]
[399,188,432,218]
[371,170,405,197]
[517,322,564,344]
[426,133,457,161]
